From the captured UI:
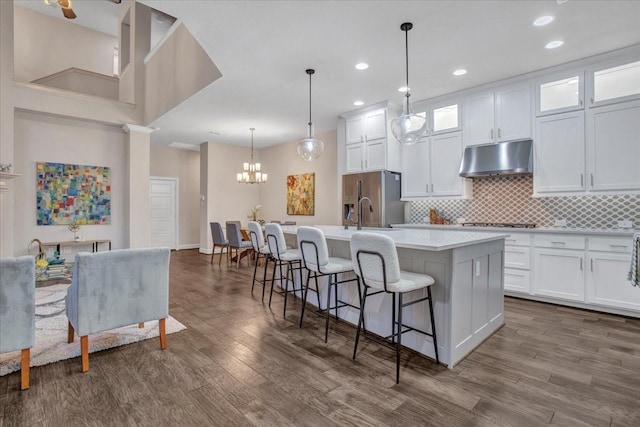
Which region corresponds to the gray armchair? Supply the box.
[226,221,253,268]
[0,256,35,390]
[210,222,229,266]
[65,248,170,372]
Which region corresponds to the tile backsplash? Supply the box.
[408,175,640,228]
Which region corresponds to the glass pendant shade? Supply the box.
[297,124,324,161]
[298,68,324,161]
[237,128,267,184]
[392,22,428,145]
[391,100,428,145]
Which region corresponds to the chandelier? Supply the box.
[391,22,428,145]
[297,69,324,161]
[237,128,267,184]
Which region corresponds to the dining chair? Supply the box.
[226,221,253,268]
[350,232,439,384]
[210,222,229,266]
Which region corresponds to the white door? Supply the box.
[150,178,177,250]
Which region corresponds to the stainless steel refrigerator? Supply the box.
[342,171,403,228]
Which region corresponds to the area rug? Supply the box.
[0,284,187,376]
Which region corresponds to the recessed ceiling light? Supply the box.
[533,16,554,27]
[355,63,369,70]
[453,69,467,76]
[353,100,364,106]
[398,86,410,92]
[545,40,564,49]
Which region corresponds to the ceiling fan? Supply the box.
[43,0,76,19]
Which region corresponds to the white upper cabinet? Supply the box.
[400,132,467,200]
[587,99,640,191]
[534,111,585,194]
[431,102,461,135]
[589,59,640,107]
[463,83,531,146]
[536,71,584,116]
[342,104,401,173]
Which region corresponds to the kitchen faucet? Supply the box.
[356,179,373,230]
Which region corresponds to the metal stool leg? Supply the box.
[353,284,368,360]
[251,252,260,295]
[261,255,270,302]
[427,286,439,364]
[396,292,403,384]
[299,271,313,328]
[268,260,279,307]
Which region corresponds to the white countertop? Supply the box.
[391,223,639,237]
[281,225,509,251]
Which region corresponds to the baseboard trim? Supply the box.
[177,244,200,251]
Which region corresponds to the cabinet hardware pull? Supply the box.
[591,97,594,104]
[580,258,583,270]
[580,174,584,187]
[580,99,583,107]
[364,134,367,142]
[426,184,429,192]
[490,129,494,140]
[550,241,566,245]
[498,128,502,139]
[590,258,593,271]
[365,160,367,169]
[590,174,594,187]
[609,244,628,249]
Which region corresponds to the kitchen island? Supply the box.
[281,225,509,368]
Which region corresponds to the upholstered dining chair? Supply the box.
[0,256,35,390]
[210,222,229,266]
[226,221,253,268]
[66,248,170,372]
[350,232,439,384]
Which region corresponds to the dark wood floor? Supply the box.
[2,249,640,426]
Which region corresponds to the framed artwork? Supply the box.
[287,173,315,215]
[36,162,111,225]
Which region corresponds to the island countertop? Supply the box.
[281,224,509,251]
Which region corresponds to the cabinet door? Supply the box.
[463,91,495,146]
[537,72,584,116]
[430,132,464,196]
[346,143,365,172]
[533,248,585,302]
[534,111,586,194]
[587,252,640,312]
[590,59,640,107]
[401,139,430,198]
[365,139,386,170]
[505,268,531,294]
[364,109,387,141]
[496,84,532,142]
[432,102,461,135]
[345,115,364,144]
[587,100,640,191]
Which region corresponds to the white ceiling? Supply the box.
[15,1,640,150]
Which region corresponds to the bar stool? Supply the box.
[248,221,273,301]
[297,226,361,343]
[350,232,439,384]
[265,223,304,318]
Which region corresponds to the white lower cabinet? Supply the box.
[503,233,532,294]
[587,252,640,311]
[533,248,586,302]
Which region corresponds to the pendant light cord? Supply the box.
[308,72,312,129]
[250,128,254,163]
[404,25,410,112]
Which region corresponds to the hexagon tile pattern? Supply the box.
[409,176,640,228]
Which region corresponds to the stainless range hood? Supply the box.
[459,139,533,178]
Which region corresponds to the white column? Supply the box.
[122,124,154,248]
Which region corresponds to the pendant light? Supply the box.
[297,68,324,161]
[237,128,268,184]
[391,22,428,145]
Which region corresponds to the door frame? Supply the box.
[149,176,179,250]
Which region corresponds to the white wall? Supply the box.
[259,130,339,225]
[150,146,200,248]
[14,6,118,83]
[13,110,127,255]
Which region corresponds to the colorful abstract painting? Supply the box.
[287,173,315,216]
[36,162,111,225]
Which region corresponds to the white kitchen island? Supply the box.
[280,225,509,368]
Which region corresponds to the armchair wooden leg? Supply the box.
[159,318,167,350]
[67,321,75,343]
[80,336,89,372]
[138,322,144,328]
[20,348,30,390]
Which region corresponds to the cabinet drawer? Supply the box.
[505,268,530,294]
[505,246,531,270]
[504,233,532,247]
[534,234,586,250]
[588,236,634,253]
